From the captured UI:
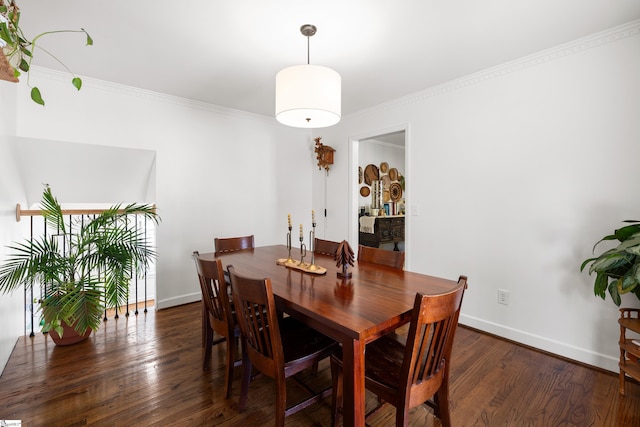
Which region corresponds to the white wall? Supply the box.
[0,81,27,373]
[313,21,640,372]
[13,72,314,309]
[0,69,314,373]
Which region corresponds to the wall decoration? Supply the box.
[389,168,398,181]
[314,137,335,173]
[390,182,403,202]
[381,174,391,190]
[363,164,379,185]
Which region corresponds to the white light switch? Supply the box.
[411,204,420,216]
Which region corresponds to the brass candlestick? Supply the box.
[299,234,308,267]
[308,221,319,271]
[285,226,295,264]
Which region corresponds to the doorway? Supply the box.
[351,127,407,257]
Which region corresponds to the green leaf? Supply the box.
[617,232,640,250]
[619,273,638,294]
[589,251,632,274]
[594,273,608,299]
[0,22,12,43]
[615,224,640,241]
[72,77,82,91]
[82,29,94,46]
[580,257,597,272]
[18,58,28,72]
[608,280,622,306]
[30,87,45,106]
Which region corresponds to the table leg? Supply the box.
[341,338,365,427]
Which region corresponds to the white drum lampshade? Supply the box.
[275,64,341,128]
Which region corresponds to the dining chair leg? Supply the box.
[274,376,287,427]
[202,301,207,347]
[223,338,235,399]
[203,324,213,371]
[238,340,251,412]
[330,356,342,427]
[435,384,452,427]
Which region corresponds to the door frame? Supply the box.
[348,123,410,269]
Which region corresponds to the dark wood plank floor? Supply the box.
[0,302,638,426]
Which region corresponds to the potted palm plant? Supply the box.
[0,0,92,105]
[580,220,640,306]
[0,186,160,345]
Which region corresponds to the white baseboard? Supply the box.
[459,313,618,373]
[156,292,201,310]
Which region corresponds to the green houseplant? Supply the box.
[0,186,159,345]
[0,0,92,105]
[580,220,640,306]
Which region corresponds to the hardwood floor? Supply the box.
[0,302,638,426]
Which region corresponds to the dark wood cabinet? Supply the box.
[359,216,404,251]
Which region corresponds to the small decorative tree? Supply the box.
[336,240,354,278]
[0,186,160,344]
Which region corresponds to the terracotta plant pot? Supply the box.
[48,321,92,346]
[0,49,19,83]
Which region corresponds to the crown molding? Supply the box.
[347,19,640,120]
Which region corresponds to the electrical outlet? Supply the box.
[498,289,510,305]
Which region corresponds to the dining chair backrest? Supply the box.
[228,265,283,376]
[214,235,255,256]
[400,276,467,412]
[314,238,341,257]
[330,275,467,427]
[192,251,240,398]
[357,244,405,270]
[193,251,233,333]
[228,265,338,426]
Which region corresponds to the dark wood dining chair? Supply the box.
[330,275,468,427]
[227,265,338,427]
[314,238,340,257]
[214,234,255,256]
[357,244,405,270]
[192,251,241,399]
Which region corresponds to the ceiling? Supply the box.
[16,1,640,119]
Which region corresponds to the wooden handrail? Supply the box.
[15,204,156,222]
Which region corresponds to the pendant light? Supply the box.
[275,24,341,128]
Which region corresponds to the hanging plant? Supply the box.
[0,0,92,105]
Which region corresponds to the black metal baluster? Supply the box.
[144,214,148,313]
[134,213,139,316]
[41,218,48,335]
[28,216,34,337]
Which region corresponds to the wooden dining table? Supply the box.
[204,245,461,427]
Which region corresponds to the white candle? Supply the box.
[312,209,315,223]
[299,224,303,238]
[288,213,291,228]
